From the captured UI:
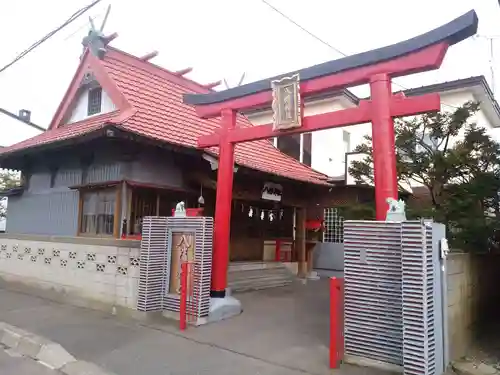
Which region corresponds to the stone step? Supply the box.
[229,279,293,293]
[228,262,285,272]
[229,273,292,285]
[228,269,291,282]
[227,261,295,293]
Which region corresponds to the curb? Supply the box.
[0,322,116,374]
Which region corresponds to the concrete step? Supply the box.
[228,262,295,293]
[228,272,292,283]
[228,262,285,272]
[228,269,291,282]
[229,279,293,293]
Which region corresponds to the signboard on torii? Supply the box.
[183,10,478,298]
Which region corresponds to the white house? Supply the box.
[245,76,500,190]
[0,108,45,231]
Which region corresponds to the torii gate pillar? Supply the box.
[370,73,398,217]
[183,11,478,300]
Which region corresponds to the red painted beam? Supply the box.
[197,94,441,148]
[198,103,370,148]
[193,43,448,119]
[390,92,441,117]
[231,102,372,144]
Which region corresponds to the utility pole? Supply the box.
[491,37,495,95]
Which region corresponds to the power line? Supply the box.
[259,0,461,110]
[259,0,347,57]
[63,11,106,41]
[0,0,102,74]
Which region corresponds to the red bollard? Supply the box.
[330,277,344,368]
[180,262,188,331]
[275,239,282,262]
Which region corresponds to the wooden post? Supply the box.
[156,192,160,216]
[296,207,307,278]
[76,190,84,236]
[113,184,123,238]
[126,186,133,235]
[120,182,128,238]
[307,245,314,274]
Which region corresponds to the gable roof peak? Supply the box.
[81,30,119,60]
[0,43,330,186]
[105,46,222,96]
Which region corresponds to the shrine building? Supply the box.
[0,34,335,296]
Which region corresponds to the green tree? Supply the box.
[348,102,500,251]
[0,170,21,218]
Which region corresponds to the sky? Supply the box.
[0,0,500,129]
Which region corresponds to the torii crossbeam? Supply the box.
[183,10,478,298]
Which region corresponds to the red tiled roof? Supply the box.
[1,111,118,154]
[0,47,329,186]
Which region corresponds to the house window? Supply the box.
[277,134,301,161]
[302,133,312,166]
[87,87,102,116]
[80,188,116,236]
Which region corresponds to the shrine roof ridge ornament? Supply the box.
[183,10,478,106]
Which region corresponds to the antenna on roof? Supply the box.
[223,72,246,89]
[89,16,97,31]
[237,72,246,86]
[100,4,111,31]
[81,4,116,59]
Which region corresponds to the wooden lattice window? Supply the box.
[80,188,116,236]
[87,87,102,116]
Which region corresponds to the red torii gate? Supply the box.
[184,11,478,298]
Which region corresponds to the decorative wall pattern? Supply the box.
[0,238,141,309]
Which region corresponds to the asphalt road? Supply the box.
[0,347,56,375]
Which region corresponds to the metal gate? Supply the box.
[313,208,344,273]
[323,208,344,243]
[343,220,448,375]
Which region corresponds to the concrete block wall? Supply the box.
[447,252,500,360]
[0,236,141,310]
[447,253,476,361]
